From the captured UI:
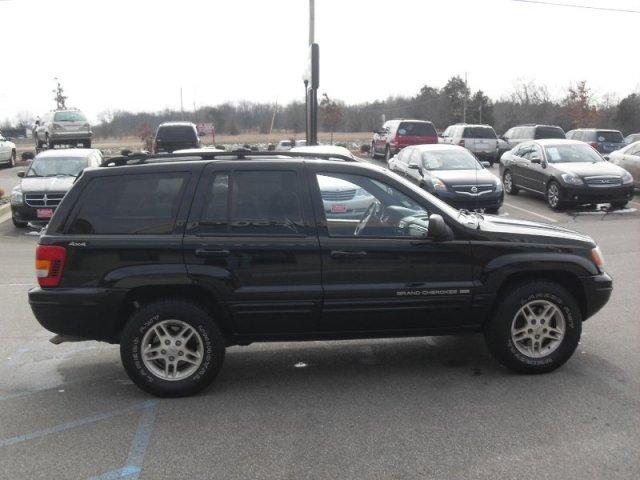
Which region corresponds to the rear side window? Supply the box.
[68,173,189,234]
[534,126,565,139]
[596,130,624,143]
[156,126,197,142]
[463,127,496,139]
[397,122,436,137]
[197,170,304,236]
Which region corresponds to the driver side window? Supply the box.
[315,172,430,238]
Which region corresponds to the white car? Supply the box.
[0,132,17,167]
[275,140,294,151]
[607,141,640,189]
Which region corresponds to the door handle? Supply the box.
[195,248,230,258]
[330,250,368,259]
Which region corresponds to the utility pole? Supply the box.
[306,0,319,145]
[462,72,468,124]
[309,0,315,45]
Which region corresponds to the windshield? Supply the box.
[544,144,603,164]
[596,130,624,143]
[398,122,436,137]
[534,126,565,139]
[54,111,87,122]
[26,157,89,177]
[463,127,496,139]
[422,149,481,170]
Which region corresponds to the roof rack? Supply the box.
[100,149,358,167]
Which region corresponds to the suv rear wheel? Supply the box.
[120,299,226,397]
[484,281,581,374]
[384,145,391,163]
[370,142,378,159]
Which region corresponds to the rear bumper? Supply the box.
[580,272,613,320]
[28,287,127,343]
[561,185,634,204]
[49,131,92,141]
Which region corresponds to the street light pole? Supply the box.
[309,0,315,45]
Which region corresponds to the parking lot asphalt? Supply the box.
[0,159,639,479]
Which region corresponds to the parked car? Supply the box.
[153,122,200,153]
[10,149,102,228]
[294,140,307,147]
[389,144,503,212]
[0,131,17,167]
[371,119,438,162]
[497,138,511,160]
[500,139,634,210]
[624,133,640,145]
[440,124,500,165]
[33,109,92,149]
[28,149,612,397]
[276,139,294,151]
[291,145,371,218]
[501,124,566,150]
[607,141,640,189]
[565,129,626,154]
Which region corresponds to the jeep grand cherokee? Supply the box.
[28,150,612,397]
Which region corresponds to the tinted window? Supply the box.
[156,126,197,142]
[397,122,436,137]
[534,126,565,139]
[198,170,303,236]
[316,172,429,237]
[68,173,189,234]
[596,130,624,143]
[463,127,497,139]
[54,111,87,122]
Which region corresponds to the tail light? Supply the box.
[458,139,466,147]
[36,245,67,287]
[391,135,400,146]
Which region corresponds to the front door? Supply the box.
[183,163,322,336]
[308,166,473,333]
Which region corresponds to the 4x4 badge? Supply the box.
[68,242,86,247]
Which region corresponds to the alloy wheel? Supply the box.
[141,319,204,381]
[510,299,566,358]
[547,183,560,208]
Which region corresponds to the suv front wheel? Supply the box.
[484,281,581,374]
[120,299,226,397]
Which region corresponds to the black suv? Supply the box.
[29,150,612,397]
[153,122,200,153]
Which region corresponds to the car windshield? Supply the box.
[157,126,196,141]
[544,144,603,164]
[422,149,481,170]
[534,127,565,139]
[398,122,436,136]
[26,157,89,177]
[596,130,624,143]
[54,111,87,122]
[463,127,496,139]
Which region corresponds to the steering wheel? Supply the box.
[354,201,382,236]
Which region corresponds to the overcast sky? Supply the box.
[1,0,639,123]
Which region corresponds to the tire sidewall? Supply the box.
[121,301,225,397]
[487,283,582,373]
[504,170,514,194]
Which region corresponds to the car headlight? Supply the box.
[590,246,605,271]
[431,178,447,191]
[354,188,369,198]
[621,171,634,185]
[10,187,23,206]
[560,173,584,185]
[494,181,503,192]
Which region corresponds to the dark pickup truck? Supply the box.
[28,150,612,397]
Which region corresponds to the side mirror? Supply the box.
[481,161,490,168]
[530,156,542,164]
[426,214,453,242]
[408,164,423,176]
[17,171,25,178]
[603,155,610,161]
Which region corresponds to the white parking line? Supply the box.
[502,202,558,223]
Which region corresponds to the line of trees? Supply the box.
[3,77,639,138]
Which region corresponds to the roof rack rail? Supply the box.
[100,149,358,167]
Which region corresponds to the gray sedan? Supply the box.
[607,141,640,189]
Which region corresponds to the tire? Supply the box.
[12,216,27,228]
[503,170,519,195]
[371,142,378,159]
[610,201,628,209]
[47,136,54,150]
[484,281,582,374]
[546,180,564,210]
[9,150,16,167]
[82,140,91,148]
[120,299,226,397]
[384,145,391,163]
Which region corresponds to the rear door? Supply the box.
[397,121,438,147]
[520,144,546,192]
[308,165,473,333]
[183,162,322,335]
